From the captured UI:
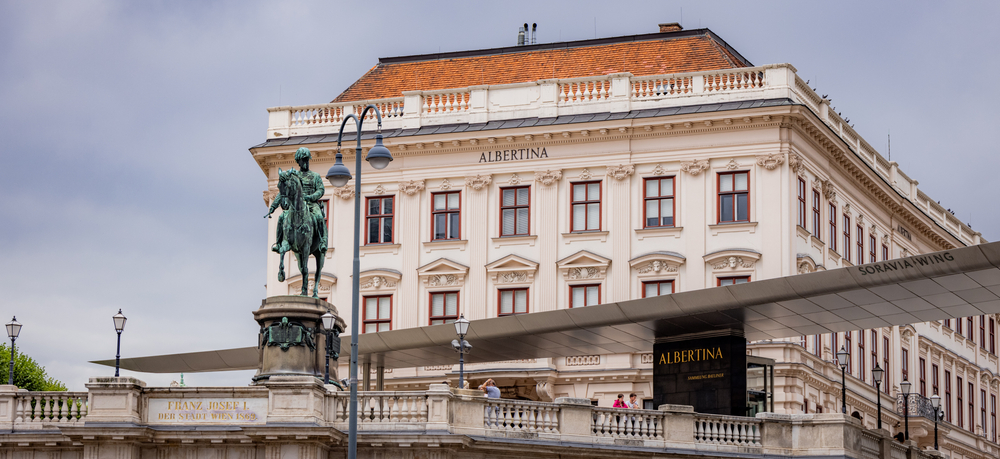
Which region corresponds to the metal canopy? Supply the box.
[93,242,1000,373]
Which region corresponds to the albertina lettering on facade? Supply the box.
[479,147,548,163]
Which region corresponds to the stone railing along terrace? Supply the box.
[264,63,979,247]
[0,377,951,458]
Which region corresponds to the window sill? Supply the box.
[810,235,824,251]
[423,239,468,253]
[634,226,683,240]
[708,221,757,236]
[326,247,335,259]
[492,235,537,248]
[359,244,400,257]
[561,231,609,244]
[827,247,841,264]
[796,225,810,241]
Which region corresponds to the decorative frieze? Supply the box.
[508,173,522,185]
[755,153,784,170]
[331,185,355,200]
[704,249,761,271]
[464,174,492,191]
[606,164,635,180]
[629,252,685,277]
[578,169,593,180]
[725,159,741,170]
[398,180,425,195]
[679,159,709,176]
[534,169,562,185]
[651,164,666,176]
[558,250,611,280]
[486,254,538,284]
[440,178,453,190]
[788,152,805,175]
[360,275,396,290]
[418,258,469,288]
[373,184,386,195]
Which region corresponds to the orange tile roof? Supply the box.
[333,32,749,103]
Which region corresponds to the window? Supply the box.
[829,204,838,252]
[882,336,890,393]
[799,335,807,348]
[362,295,391,333]
[968,317,975,341]
[991,394,996,442]
[945,319,951,329]
[320,199,330,229]
[991,318,996,354]
[432,192,461,240]
[856,225,864,265]
[365,196,394,244]
[982,316,988,350]
[901,349,908,383]
[843,215,851,262]
[844,332,852,375]
[718,171,749,223]
[570,284,600,307]
[832,333,839,361]
[429,291,459,325]
[869,235,877,263]
[858,331,865,382]
[718,276,750,286]
[970,382,975,431]
[958,376,964,428]
[958,316,963,335]
[812,190,821,238]
[571,182,601,231]
[498,288,528,316]
[982,389,988,437]
[945,371,952,422]
[932,364,939,395]
[644,177,675,228]
[871,330,878,386]
[500,187,530,236]
[812,334,821,357]
[797,178,806,228]
[643,280,674,298]
[881,244,889,261]
[919,358,927,396]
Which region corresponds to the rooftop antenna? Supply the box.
[887,130,891,161]
[531,23,537,44]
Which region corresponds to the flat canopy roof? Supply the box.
[95,242,1000,373]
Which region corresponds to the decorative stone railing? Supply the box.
[592,407,665,440]
[265,62,979,247]
[13,391,88,428]
[484,398,560,433]
[693,413,762,447]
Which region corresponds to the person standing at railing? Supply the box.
[627,393,640,409]
[479,379,500,399]
[613,394,626,408]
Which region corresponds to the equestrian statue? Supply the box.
[265,147,328,297]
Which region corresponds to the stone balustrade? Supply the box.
[0,377,952,458]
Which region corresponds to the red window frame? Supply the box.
[856,225,864,265]
[718,171,750,223]
[643,176,676,228]
[881,244,889,261]
[982,389,988,436]
[812,190,821,238]
[431,191,461,241]
[945,370,952,422]
[901,348,909,382]
[320,199,330,229]
[429,291,460,325]
[844,332,853,375]
[843,215,851,262]
[500,186,530,236]
[642,280,674,298]
[958,316,963,335]
[932,363,939,396]
[991,394,997,442]
[797,178,807,228]
[365,195,394,245]
[829,204,838,252]
[870,330,878,386]
[570,284,601,308]
[882,336,890,393]
[970,382,976,431]
[570,181,602,232]
[498,288,528,316]
[813,334,821,357]
[362,295,392,333]
[958,376,964,428]
[969,317,976,341]
[857,331,865,382]
[990,318,996,354]
[919,357,927,396]
[869,235,877,263]
[982,315,988,350]
[718,276,750,286]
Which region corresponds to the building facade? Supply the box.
[250,23,997,458]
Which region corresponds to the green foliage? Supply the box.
[0,344,66,391]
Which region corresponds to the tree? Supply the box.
[0,344,66,391]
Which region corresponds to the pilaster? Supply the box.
[535,170,561,311]
[465,175,490,320]
[398,181,423,329]
[606,165,633,301]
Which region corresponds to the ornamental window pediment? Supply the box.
[486,254,538,285]
[796,254,817,274]
[557,250,611,281]
[704,249,761,271]
[417,258,469,288]
[286,273,337,297]
[359,269,401,293]
[629,252,685,278]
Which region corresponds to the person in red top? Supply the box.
[613,394,626,408]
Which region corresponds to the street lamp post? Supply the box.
[112,310,127,377]
[321,312,337,385]
[452,315,471,390]
[872,362,884,430]
[900,379,912,441]
[326,105,393,459]
[5,317,21,386]
[837,345,849,414]
[930,394,941,450]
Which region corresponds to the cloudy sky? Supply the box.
[1,1,997,390]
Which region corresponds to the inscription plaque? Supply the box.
[147,398,267,424]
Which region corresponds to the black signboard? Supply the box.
[652,333,747,416]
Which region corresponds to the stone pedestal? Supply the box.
[252,296,345,385]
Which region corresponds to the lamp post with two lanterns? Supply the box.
[325,105,393,459]
[5,317,21,386]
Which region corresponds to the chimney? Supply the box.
[658,22,682,33]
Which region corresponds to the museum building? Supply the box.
[250,22,998,458]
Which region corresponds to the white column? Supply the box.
[534,170,562,311]
[465,175,491,320]
[397,182,423,329]
[606,165,634,301]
